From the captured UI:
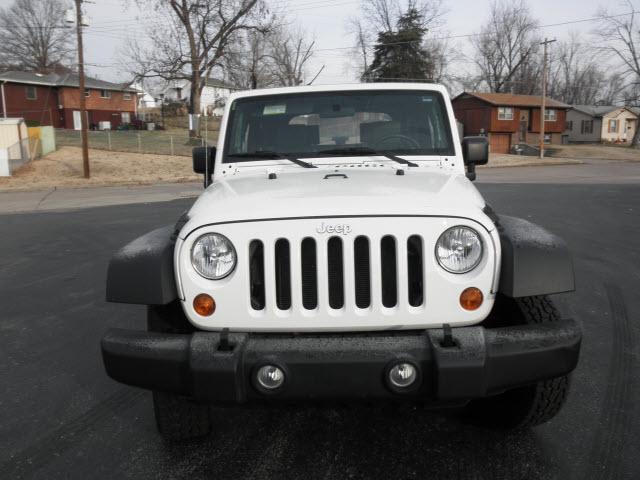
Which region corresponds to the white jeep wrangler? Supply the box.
[102,84,581,440]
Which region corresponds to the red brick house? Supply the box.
[0,71,137,130]
[452,92,570,154]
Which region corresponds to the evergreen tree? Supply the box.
[363,8,434,82]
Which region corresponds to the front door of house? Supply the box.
[519,110,529,142]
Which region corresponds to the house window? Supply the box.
[581,120,593,134]
[25,86,37,100]
[498,107,514,120]
[544,109,556,121]
[84,89,90,97]
[566,120,573,131]
[608,119,618,133]
[121,112,131,124]
[100,89,111,98]
[123,92,131,100]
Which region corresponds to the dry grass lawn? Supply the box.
[0,146,199,191]
[7,143,632,192]
[485,154,582,168]
[552,144,640,161]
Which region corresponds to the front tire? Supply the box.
[148,302,211,441]
[465,295,571,429]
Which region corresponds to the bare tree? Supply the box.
[130,0,267,137]
[267,28,315,86]
[598,72,627,105]
[594,1,640,146]
[545,34,606,105]
[224,30,274,89]
[472,0,539,93]
[424,35,457,85]
[347,17,372,79]
[0,0,73,72]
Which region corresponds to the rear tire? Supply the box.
[148,302,211,441]
[464,295,571,429]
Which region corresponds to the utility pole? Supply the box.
[539,38,556,159]
[74,0,90,178]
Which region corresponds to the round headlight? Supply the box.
[191,233,236,279]
[435,226,483,273]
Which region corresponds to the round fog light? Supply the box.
[389,362,417,388]
[256,365,285,390]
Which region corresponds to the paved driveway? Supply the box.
[0,180,638,479]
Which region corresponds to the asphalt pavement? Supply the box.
[0,180,639,479]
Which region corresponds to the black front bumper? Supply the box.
[101,320,581,404]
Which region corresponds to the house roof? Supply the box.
[571,104,639,118]
[456,91,570,109]
[0,70,137,92]
[204,77,238,90]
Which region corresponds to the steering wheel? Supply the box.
[374,134,420,150]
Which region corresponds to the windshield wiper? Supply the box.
[226,151,317,168]
[316,147,419,167]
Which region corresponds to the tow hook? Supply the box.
[218,328,234,352]
[440,323,457,348]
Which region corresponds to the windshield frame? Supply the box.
[221,89,456,163]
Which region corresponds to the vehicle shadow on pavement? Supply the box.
[145,405,555,480]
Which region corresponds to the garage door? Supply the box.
[490,134,510,154]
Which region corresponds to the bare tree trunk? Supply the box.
[632,119,640,148]
[189,71,201,138]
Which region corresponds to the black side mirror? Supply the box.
[192,146,216,187]
[461,136,489,181]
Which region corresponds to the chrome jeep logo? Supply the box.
[316,222,352,235]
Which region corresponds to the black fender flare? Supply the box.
[497,215,575,298]
[106,225,178,305]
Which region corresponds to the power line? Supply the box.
[76,9,640,55]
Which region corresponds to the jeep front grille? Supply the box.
[249,234,425,312]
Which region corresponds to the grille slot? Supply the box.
[249,231,425,313]
[301,238,318,309]
[380,235,397,308]
[327,236,344,309]
[353,236,371,308]
[249,240,265,310]
[407,235,424,307]
[274,238,291,310]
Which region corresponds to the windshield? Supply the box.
[223,90,455,162]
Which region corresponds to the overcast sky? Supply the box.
[2,0,638,86]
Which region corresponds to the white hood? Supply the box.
[180,167,490,238]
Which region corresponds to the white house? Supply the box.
[129,82,157,109]
[566,105,639,143]
[161,78,240,116]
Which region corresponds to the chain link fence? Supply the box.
[54,129,218,157]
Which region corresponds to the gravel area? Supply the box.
[0,146,199,192]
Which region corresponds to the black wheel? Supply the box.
[464,295,570,429]
[148,302,210,440]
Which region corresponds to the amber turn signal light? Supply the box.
[460,287,483,311]
[193,293,216,316]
